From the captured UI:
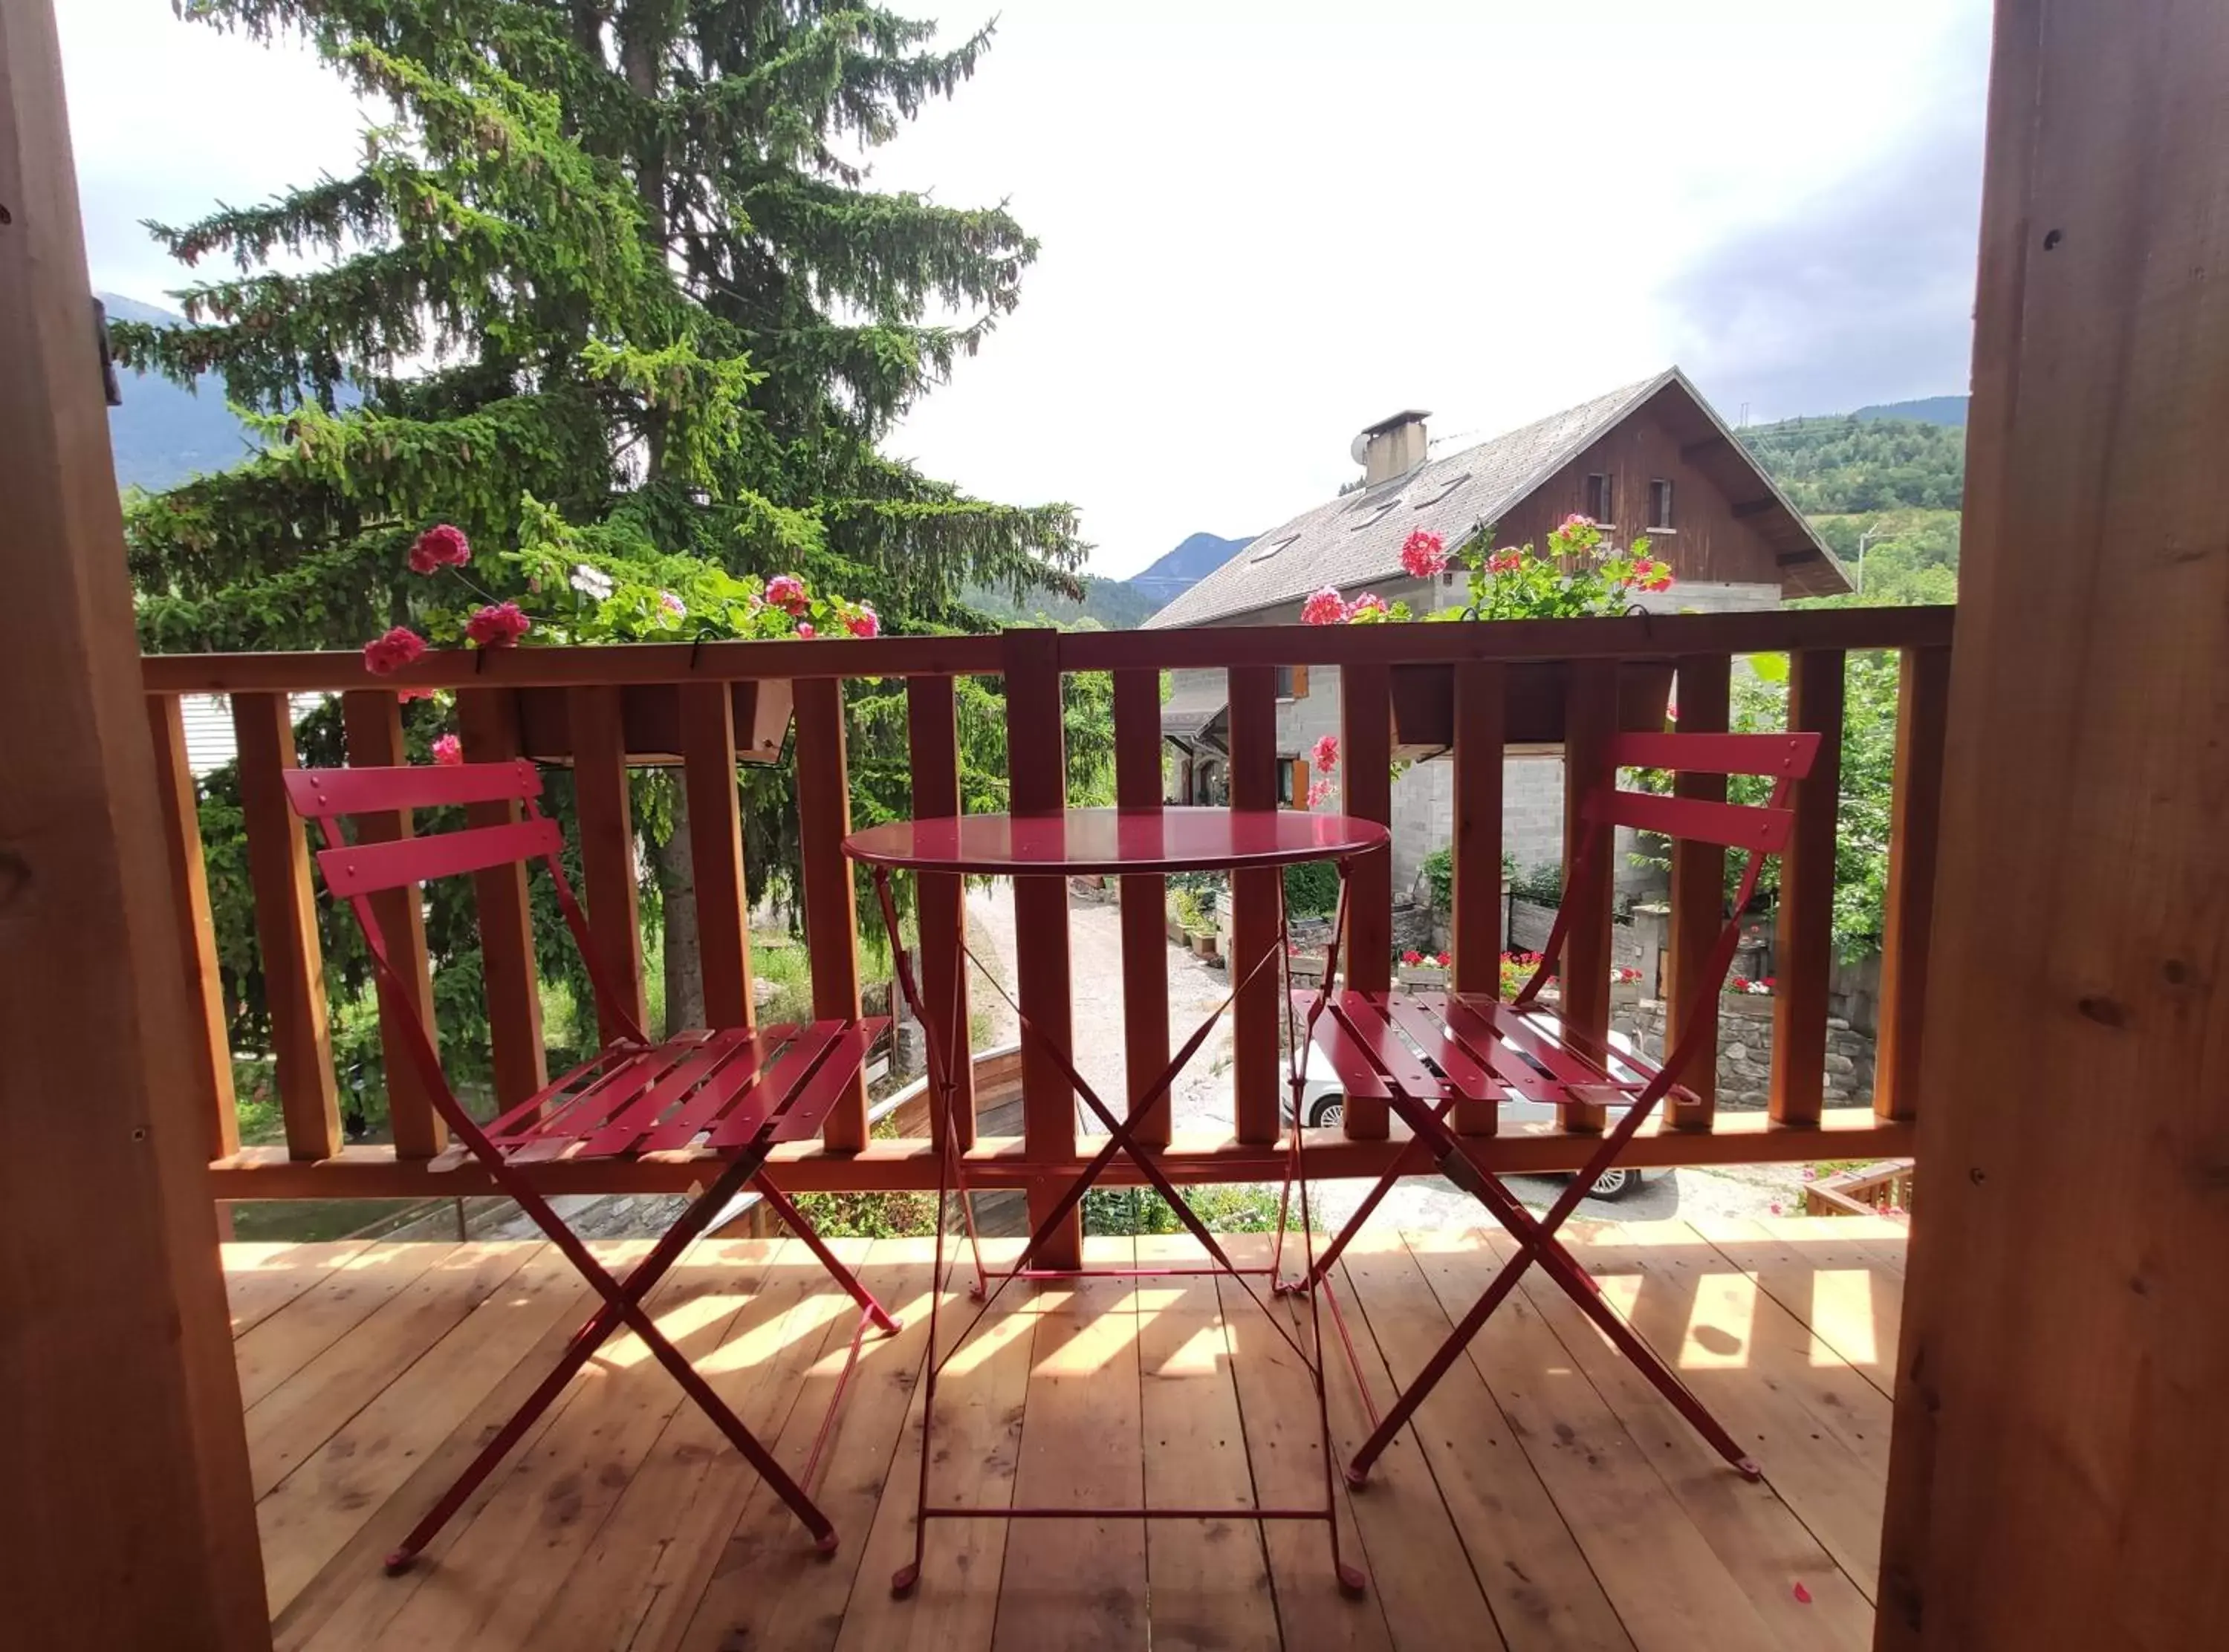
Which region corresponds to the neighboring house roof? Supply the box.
[1143,367,1847,629]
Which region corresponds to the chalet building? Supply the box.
[1146,368,1849,893]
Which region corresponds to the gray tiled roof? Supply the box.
[1144,368,1829,628]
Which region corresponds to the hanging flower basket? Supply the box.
[1387,659,1675,758]
[513,680,794,767]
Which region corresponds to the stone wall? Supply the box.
[1622,991,1877,1110]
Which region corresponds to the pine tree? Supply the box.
[120,0,1091,1035]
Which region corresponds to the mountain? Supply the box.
[1851,394,1968,427]
[965,573,1164,630]
[100,293,262,492]
[1126,531,1255,607]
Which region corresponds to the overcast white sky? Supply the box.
[59,0,1991,579]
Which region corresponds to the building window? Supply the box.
[1278,758,1309,808]
[1585,472,1614,523]
[1649,478,1675,530]
[1275,664,1310,700]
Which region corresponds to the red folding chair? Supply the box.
[285,758,901,1570]
[1288,729,1820,1486]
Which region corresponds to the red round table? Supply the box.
[843,806,1386,1599]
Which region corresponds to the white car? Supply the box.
[1283,1043,1645,1200]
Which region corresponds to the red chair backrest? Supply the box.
[282,761,560,897]
[1582,731,1820,853]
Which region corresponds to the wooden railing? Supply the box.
[146,607,1953,1245]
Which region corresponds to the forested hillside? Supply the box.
[964,573,1161,629]
[1741,413,1967,606]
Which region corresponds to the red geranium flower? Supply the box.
[765,573,809,616]
[464,602,531,648]
[363,627,426,676]
[1300,587,1351,625]
[431,734,463,766]
[407,523,470,574]
[846,605,880,638]
[1399,529,1447,578]
[1401,949,1424,965]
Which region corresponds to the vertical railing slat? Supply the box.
[1664,653,1730,1131]
[230,692,341,1160]
[906,674,975,1151]
[1450,661,1505,1136]
[794,677,867,1152]
[146,694,239,1161]
[1559,661,1618,1133]
[1771,648,1846,1128]
[1875,644,1951,1122]
[679,683,756,1032]
[339,690,445,1158]
[1002,631,1076,1266]
[1112,668,1169,1147]
[1226,662,1281,1145]
[568,687,646,1042]
[455,689,548,1110]
[1339,660,1393,1140]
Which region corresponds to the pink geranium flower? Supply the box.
[796,621,816,638]
[1349,592,1390,621]
[1401,949,1424,965]
[765,573,809,616]
[846,605,880,638]
[1311,733,1340,774]
[1399,528,1447,578]
[1435,952,1450,967]
[464,602,531,648]
[1486,547,1524,575]
[1306,778,1333,808]
[1300,586,1351,625]
[1561,513,1593,530]
[363,627,426,676]
[407,523,470,575]
[431,734,463,766]
[398,686,436,703]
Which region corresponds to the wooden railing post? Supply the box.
[231,692,342,1160]
[679,683,755,1032]
[906,674,975,1150]
[794,677,867,1152]
[568,686,646,1041]
[455,688,547,1108]
[146,695,239,1161]
[1227,662,1282,1144]
[1558,660,1618,1132]
[1664,653,1731,1131]
[1003,631,1077,1266]
[1112,668,1169,1146]
[1339,661,1393,1140]
[340,690,444,1158]
[1450,661,1505,1135]
[1770,648,1845,1128]
[1874,644,1950,1122]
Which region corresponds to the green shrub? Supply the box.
[1282,859,1340,918]
[1513,861,1565,905]
[1082,1183,1285,1235]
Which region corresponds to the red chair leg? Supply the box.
[753,1177,903,1334]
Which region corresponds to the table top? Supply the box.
[842,807,1390,876]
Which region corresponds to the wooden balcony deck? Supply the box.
[231,1215,1904,1651]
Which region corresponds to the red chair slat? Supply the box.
[1333,991,1447,1099]
[504,1035,719,1160]
[579,1027,762,1157]
[1376,993,1501,1102]
[768,1019,888,1143]
[481,1045,635,1142]
[706,1020,854,1151]
[1427,993,1565,1104]
[1607,731,1820,778]
[284,759,542,819]
[316,817,565,896]
[1585,790,1794,853]
[1295,993,1393,1099]
[635,1027,803,1154]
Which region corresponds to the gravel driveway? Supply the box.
[962,882,1810,1232]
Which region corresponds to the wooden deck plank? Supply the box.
[833,1240,1036,1652]
[1334,1232,1630,1651]
[1479,1231,1875,1652]
[1134,1232,1279,1652]
[1686,1216,1904,1398]
[660,1240,932,1652]
[1579,1222,1893,1596]
[236,1242,458,1407]
[993,1237,1149,1651]
[247,1243,542,1499]
[1215,1235,1395,1652]
[322,1245,775,1651]
[1398,1229,1784,1652]
[256,1244,577,1616]
[227,1240,378,1337]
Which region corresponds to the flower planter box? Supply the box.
[513,681,794,767]
[1387,659,1675,758]
[1190,931,1219,960]
[1395,965,1450,989]
[1288,955,1328,985]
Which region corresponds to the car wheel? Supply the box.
[1586,1166,1638,1200]
[1310,1098,1345,1129]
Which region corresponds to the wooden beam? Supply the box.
[905,674,974,1149]
[1678,433,1732,462]
[1226,662,1281,1145]
[0,1,267,1636]
[207,1108,1918,1198]
[1664,653,1730,1131]
[1769,650,1843,1128]
[567,685,646,1041]
[1338,660,1394,1140]
[1449,661,1504,1135]
[678,683,754,1032]
[794,677,866,1151]
[1873,645,1950,1123]
[1112,667,1170,1146]
[340,689,444,1159]
[146,695,240,1160]
[1732,498,1778,519]
[455,688,547,1108]
[1558,660,1618,1133]
[1878,7,2229,1648]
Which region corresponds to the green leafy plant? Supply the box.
[1081,1184,1285,1236]
[1282,859,1340,919]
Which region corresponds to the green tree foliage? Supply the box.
[1736,414,1967,514]
[128,0,1106,1097]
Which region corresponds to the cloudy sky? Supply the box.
[58,0,1990,579]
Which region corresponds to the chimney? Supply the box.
[1357,409,1431,486]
